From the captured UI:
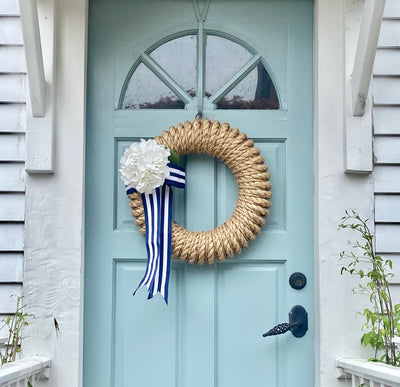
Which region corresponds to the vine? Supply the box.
[0,295,34,365]
[339,210,400,366]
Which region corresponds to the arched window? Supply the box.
[119,32,280,110]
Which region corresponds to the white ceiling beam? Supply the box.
[352,0,386,117]
[19,0,46,118]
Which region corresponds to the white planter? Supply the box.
[336,357,400,386]
[0,356,51,387]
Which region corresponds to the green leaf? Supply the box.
[361,332,372,346]
[370,313,378,326]
[168,149,180,166]
[338,210,400,366]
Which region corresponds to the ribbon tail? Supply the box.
[129,163,185,303]
[157,185,173,304]
[146,185,173,303]
[133,189,161,297]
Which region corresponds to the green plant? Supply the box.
[339,210,400,366]
[0,295,34,365]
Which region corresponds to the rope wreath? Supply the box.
[128,118,272,264]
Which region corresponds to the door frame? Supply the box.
[21,1,376,387]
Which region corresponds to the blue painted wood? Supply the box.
[84,1,313,386]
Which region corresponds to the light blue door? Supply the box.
[84,1,313,386]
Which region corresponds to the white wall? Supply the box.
[21,0,87,386]
[315,1,375,385]
[18,0,384,386]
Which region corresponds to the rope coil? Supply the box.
[128,118,272,264]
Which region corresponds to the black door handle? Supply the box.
[262,305,308,338]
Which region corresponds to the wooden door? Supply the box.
[84,1,314,386]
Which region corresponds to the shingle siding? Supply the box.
[0,0,25,321]
[373,0,400,289]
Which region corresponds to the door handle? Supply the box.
[262,305,308,338]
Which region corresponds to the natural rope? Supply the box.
[128,118,272,264]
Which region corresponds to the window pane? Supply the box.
[122,63,184,109]
[150,34,197,97]
[205,35,253,96]
[216,63,279,110]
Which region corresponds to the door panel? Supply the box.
[113,262,287,387]
[85,1,313,386]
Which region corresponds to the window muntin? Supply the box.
[150,34,197,97]
[205,35,253,96]
[216,63,279,110]
[122,62,185,109]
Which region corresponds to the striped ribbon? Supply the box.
[126,163,185,303]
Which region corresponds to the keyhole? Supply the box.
[289,272,307,290]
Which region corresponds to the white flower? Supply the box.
[120,139,170,194]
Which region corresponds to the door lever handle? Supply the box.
[262,305,308,338]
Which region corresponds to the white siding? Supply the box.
[373,0,400,285]
[375,195,400,222]
[0,0,19,16]
[0,163,25,191]
[373,107,400,135]
[0,285,23,315]
[374,137,400,164]
[0,17,23,45]
[0,253,23,282]
[390,255,400,285]
[0,2,26,318]
[376,225,400,253]
[0,104,26,132]
[373,77,400,105]
[383,1,400,18]
[378,20,400,47]
[0,224,24,251]
[0,46,26,72]
[0,193,25,221]
[0,74,26,102]
[0,133,25,161]
[374,166,400,193]
[374,49,400,75]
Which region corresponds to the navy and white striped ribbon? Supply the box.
[126,163,185,303]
